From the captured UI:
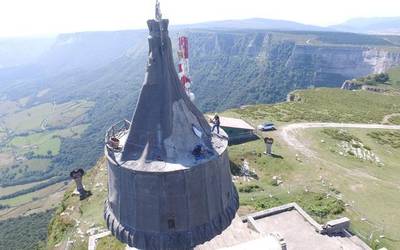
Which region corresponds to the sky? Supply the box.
[1,0,399,37]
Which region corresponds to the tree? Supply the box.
[374,73,389,84]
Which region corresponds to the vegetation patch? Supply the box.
[10,133,61,156]
[0,210,54,250]
[3,103,54,132]
[389,116,400,125]
[368,131,400,149]
[321,129,382,164]
[96,236,126,250]
[0,204,10,210]
[238,184,263,193]
[352,72,390,86]
[322,128,361,142]
[47,159,108,249]
[253,192,345,221]
[388,66,400,88]
[47,192,75,247]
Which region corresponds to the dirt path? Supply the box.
[280,123,400,153]
[278,122,400,186]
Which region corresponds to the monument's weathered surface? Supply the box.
[104,5,238,250]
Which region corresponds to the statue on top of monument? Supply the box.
[155,0,162,21]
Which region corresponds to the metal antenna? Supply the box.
[155,0,162,21]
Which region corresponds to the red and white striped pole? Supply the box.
[178,36,195,101]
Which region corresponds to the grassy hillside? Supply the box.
[44,87,400,249]
[47,159,113,250]
[231,88,400,124]
[47,131,400,249]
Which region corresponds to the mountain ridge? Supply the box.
[330,16,400,34]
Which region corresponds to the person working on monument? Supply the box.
[211,114,220,134]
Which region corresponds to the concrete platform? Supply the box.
[97,203,371,250]
[246,203,371,250]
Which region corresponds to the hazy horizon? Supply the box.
[1,0,400,38]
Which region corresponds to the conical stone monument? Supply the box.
[104,2,238,249]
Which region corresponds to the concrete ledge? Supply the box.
[242,203,324,232]
[88,231,111,250]
[242,203,296,222]
[322,217,350,234]
[246,216,263,233]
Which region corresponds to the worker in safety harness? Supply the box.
[211,114,220,134]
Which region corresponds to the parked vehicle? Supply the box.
[257,122,276,131]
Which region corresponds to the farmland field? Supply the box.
[0,97,94,221]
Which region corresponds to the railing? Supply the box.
[105,120,131,152]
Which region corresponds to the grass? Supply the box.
[4,103,53,132]
[389,116,400,125]
[253,191,345,222]
[47,101,94,128]
[238,184,263,193]
[301,128,400,249]
[0,190,36,206]
[3,100,94,132]
[0,179,48,196]
[9,132,61,156]
[322,128,361,142]
[227,135,346,223]
[0,152,14,168]
[18,96,30,107]
[56,124,90,138]
[388,66,400,88]
[232,88,400,124]
[47,159,109,249]
[0,100,20,117]
[368,131,400,148]
[8,124,90,157]
[0,182,65,207]
[96,236,125,250]
[226,101,400,250]
[26,159,51,171]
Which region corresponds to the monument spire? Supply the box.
[103,2,238,249]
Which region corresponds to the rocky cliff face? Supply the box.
[363,48,400,73]
[2,29,400,112]
[182,30,400,111]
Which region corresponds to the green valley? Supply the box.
[0,97,94,222]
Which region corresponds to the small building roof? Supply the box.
[208,116,254,131]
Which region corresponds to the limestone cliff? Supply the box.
[186,30,400,110]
